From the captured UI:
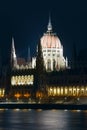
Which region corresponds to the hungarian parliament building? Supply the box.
[0,16,87,104]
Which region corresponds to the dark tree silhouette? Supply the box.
[36,39,45,73]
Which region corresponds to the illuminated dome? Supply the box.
[31,15,68,71]
[41,16,62,49]
[41,33,62,48]
[39,15,68,71]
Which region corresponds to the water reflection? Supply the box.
[0,109,87,130]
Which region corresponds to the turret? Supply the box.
[27,46,31,63]
[11,37,17,69]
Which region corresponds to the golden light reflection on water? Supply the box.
[36,109,42,112]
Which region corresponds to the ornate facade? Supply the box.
[32,16,68,71]
[41,16,68,71]
[8,16,87,103]
[11,16,68,72]
[10,38,35,99]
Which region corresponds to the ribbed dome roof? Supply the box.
[41,33,62,48]
[41,15,62,49]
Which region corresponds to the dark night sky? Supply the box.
[0,0,87,65]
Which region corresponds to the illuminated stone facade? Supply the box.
[32,16,68,71]
[10,16,68,72]
[11,75,34,86]
[10,38,36,99]
[0,88,5,98]
[9,16,87,102]
[45,69,87,100]
[41,18,68,71]
[47,86,86,97]
[9,16,69,99]
[9,69,35,99]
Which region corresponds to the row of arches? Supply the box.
[47,59,56,70]
[47,86,87,97]
[11,75,34,86]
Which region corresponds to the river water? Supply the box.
[0,109,87,130]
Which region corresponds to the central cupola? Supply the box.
[40,15,68,71]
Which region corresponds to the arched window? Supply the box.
[53,59,56,70]
[47,59,51,71]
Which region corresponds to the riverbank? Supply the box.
[0,103,87,110]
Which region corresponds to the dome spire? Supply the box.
[47,13,52,32]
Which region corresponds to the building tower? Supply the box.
[40,15,68,71]
[11,37,17,69]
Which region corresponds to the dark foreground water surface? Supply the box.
[0,109,87,130]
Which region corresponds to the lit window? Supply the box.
[53,88,56,95]
[11,75,34,86]
[57,87,60,95]
[65,88,68,95]
[61,87,63,95]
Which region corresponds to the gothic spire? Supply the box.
[12,37,16,58]
[11,37,17,68]
[47,14,52,32]
[27,46,31,62]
